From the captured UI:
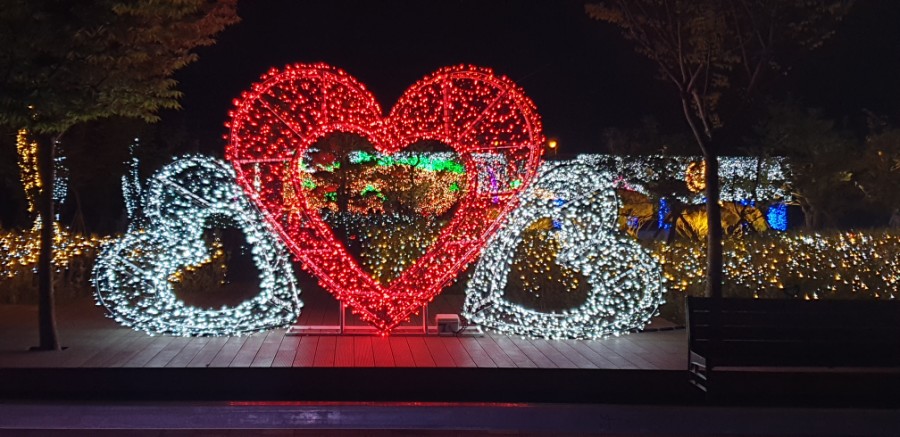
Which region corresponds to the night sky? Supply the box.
[172,0,900,156]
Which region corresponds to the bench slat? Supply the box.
[688,297,900,313]
[690,311,899,328]
[687,297,900,370]
[691,339,900,367]
[689,325,900,342]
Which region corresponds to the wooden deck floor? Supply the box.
[0,290,685,371]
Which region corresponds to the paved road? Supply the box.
[0,401,898,436]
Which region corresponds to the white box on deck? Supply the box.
[435,314,461,335]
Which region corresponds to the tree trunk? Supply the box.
[680,93,724,300]
[703,151,724,299]
[804,205,823,230]
[36,136,61,351]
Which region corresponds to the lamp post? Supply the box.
[546,139,558,157]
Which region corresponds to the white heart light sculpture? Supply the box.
[93,155,301,336]
[463,159,664,339]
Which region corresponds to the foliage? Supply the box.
[0,0,238,348]
[586,0,851,134]
[353,214,448,285]
[652,230,900,321]
[754,101,859,229]
[674,202,769,240]
[502,218,591,313]
[601,116,694,155]
[855,122,900,215]
[0,128,107,304]
[586,0,851,297]
[0,0,239,134]
[0,225,101,304]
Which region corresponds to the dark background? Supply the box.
[173,0,900,154]
[2,0,900,230]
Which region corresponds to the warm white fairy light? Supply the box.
[577,154,790,203]
[0,130,104,281]
[655,231,900,300]
[121,138,143,228]
[463,159,665,339]
[93,155,302,336]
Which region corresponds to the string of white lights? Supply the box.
[93,155,302,336]
[463,158,665,339]
[576,154,791,203]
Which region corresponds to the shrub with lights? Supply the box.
[655,231,900,301]
[295,142,468,286]
[581,154,791,236]
[0,130,105,302]
[93,155,302,336]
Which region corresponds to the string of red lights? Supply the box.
[226,63,545,333]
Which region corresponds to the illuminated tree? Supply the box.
[0,0,238,350]
[586,0,850,298]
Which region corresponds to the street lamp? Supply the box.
[546,139,558,156]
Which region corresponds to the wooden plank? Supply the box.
[122,335,178,368]
[90,333,158,368]
[545,340,598,369]
[690,324,900,342]
[292,336,320,367]
[601,339,659,369]
[695,341,899,367]
[625,335,683,370]
[388,337,417,367]
[25,326,109,367]
[166,337,210,367]
[370,337,395,367]
[250,330,285,368]
[509,337,557,368]
[353,337,375,367]
[229,333,267,367]
[605,337,669,370]
[457,337,497,368]
[423,336,456,367]
[527,338,579,368]
[0,298,696,372]
[62,328,135,368]
[472,335,517,368]
[333,337,355,367]
[405,336,436,367]
[271,335,301,367]
[313,336,337,367]
[208,336,249,367]
[582,340,640,369]
[187,337,230,368]
[440,337,477,368]
[611,336,655,355]
[689,296,900,315]
[563,339,620,369]
[632,331,684,354]
[144,337,191,368]
[488,333,537,368]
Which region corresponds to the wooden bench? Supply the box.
[687,296,900,394]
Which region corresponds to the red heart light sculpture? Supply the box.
[226,63,544,333]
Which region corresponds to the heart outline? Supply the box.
[226,63,544,332]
